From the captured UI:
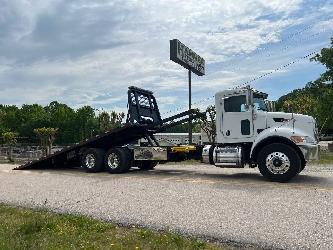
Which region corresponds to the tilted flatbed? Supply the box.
[14,84,320,182]
[15,86,203,171]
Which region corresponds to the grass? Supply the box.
[0,204,224,250]
[310,151,333,165]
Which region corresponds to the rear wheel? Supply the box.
[104,148,132,174]
[258,143,301,182]
[300,161,306,172]
[81,148,104,173]
[137,161,158,170]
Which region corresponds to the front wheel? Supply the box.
[257,143,301,182]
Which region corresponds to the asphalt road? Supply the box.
[1,163,333,250]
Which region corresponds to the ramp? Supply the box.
[15,86,204,170]
[14,125,152,170]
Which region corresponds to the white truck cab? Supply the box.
[203,86,320,182]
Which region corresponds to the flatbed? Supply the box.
[15,86,203,171]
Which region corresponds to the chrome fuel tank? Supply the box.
[213,146,244,168]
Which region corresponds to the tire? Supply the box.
[104,148,132,174]
[81,148,105,173]
[137,161,158,170]
[257,143,301,182]
[300,162,306,172]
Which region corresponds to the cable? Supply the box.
[162,17,333,115]
[162,50,319,115]
[233,51,318,89]
[222,22,333,72]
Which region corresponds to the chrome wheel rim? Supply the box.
[266,152,290,174]
[108,153,120,169]
[85,154,96,169]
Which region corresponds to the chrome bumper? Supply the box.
[299,144,320,161]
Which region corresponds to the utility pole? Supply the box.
[188,69,192,145]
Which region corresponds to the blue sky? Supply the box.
[0,0,332,116]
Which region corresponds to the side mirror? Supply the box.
[240,104,249,112]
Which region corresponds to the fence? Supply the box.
[0,145,65,162]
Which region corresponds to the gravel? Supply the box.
[0,163,333,249]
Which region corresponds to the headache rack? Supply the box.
[15,86,204,170]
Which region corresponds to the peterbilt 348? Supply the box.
[17,86,319,182]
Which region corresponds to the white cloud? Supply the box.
[0,0,332,114]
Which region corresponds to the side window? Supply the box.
[224,95,247,112]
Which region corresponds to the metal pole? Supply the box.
[188,69,192,145]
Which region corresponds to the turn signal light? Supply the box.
[290,136,306,144]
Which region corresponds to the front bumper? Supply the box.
[299,144,320,161]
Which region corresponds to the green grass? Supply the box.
[310,151,333,165]
[0,204,224,250]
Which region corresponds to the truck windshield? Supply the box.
[253,98,268,111]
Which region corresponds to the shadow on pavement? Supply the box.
[14,164,331,188]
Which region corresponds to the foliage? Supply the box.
[45,101,76,143]
[0,105,20,135]
[2,131,18,162]
[110,111,125,129]
[98,111,125,132]
[98,111,111,132]
[198,105,216,143]
[75,106,97,141]
[276,38,333,135]
[165,122,201,133]
[0,204,223,250]
[309,151,333,165]
[34,128,58,156]
[0,103,125,145]
[2,131,18,146]
[310,37,333,82]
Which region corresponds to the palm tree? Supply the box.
[34,128,58,156]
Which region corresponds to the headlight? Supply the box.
[290,136,315,144]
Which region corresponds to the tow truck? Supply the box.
[16,85,320,182]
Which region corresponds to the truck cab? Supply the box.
[203,86,320,182]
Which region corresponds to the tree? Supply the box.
[45,101,76,144]
[34,128,58,156]
[18,104,48,141]
[98,111,125,132]
[75,106,98,140]
[0,105,20,134]
[276,37,333,135]
[198,105,216,143]
[110,111,125,129]
[311,37,333,82]
[2,131,18,162]
[98,111,111,132]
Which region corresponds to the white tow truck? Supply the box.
[202,86,320,182]
[18,86,320,182]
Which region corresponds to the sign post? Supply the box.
[188,69,192,144]
[170,39,205,144]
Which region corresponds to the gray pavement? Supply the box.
[0,163,333,249]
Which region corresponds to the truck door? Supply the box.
[221,94,253,139]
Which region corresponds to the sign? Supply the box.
[170,39,205,76]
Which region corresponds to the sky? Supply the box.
[0,0,333,116]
